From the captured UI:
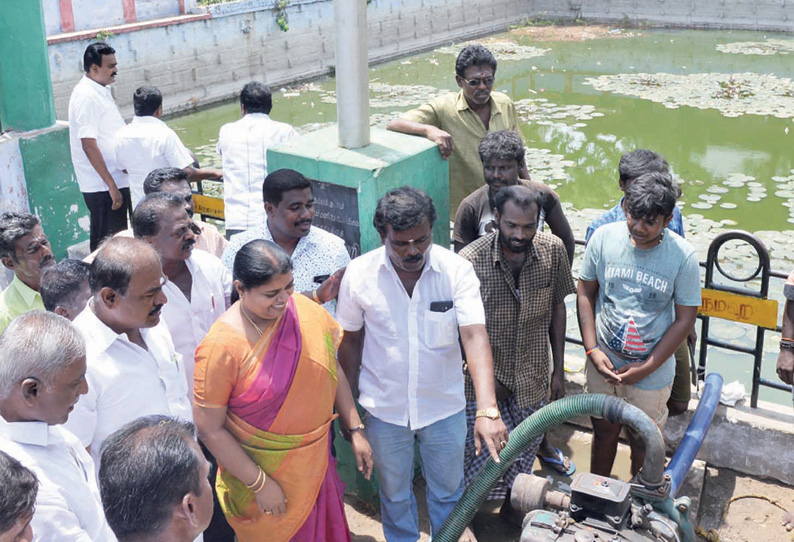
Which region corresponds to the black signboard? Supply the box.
[311,180,361,258]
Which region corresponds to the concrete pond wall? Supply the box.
[44,0,794,120]
[46,0,529,120]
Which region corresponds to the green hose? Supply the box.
[434,393,650,542]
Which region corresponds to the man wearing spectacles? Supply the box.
[387,44,529,198]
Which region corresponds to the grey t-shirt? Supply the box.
[580,221,701,390]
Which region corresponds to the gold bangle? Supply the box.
[312,290,321,304]
[245,468,263,490]
[252,469,268,493]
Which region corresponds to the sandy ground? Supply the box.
[508,24,642,42]
[342,427,794,542]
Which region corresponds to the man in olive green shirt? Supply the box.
[0,212,55,333]
[387,44,528,199]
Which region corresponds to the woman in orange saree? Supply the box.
[194,239,372,542]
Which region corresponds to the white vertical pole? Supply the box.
[333,0,370,149]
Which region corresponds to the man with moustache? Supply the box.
[83,167,229,264]
[133,194,233,542]
[68,42,131,251]
[387,44,528,193]
[0,311,117,541]
[133,193,231,394]
[0,212,56,334]
[337,187,507,542]
[143,167,228,258]
[459,185,575,524]
[222,168,350,316]
[64,237,192,467]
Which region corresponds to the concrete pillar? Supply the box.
[333,0,370,149]
[0,1,56,132]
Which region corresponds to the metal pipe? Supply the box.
[333,0,370,149]
[664,373,723,497]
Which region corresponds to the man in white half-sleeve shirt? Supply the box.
[65,237,192,467]
[216,81,297,238]
[68,42,131,252]
[0,311,117,541]
[336,187,508,542]
[222,169,349,317]
[133,193,231,392]
[115,86,223,207]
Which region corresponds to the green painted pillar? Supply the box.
[0,1,56,132]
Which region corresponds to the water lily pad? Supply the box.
[436,40,549,61]
[720,202,738,209]
[690,202,713,209]
[317,83,447,109]
[583,72,794,120]
[717,39,794,56]
[707,186,730,194]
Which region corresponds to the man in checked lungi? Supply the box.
[459,184,575,525]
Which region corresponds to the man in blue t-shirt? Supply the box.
[578,171,701,477]
[586,149,693,418]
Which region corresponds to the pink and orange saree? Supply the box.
[194,294,350,542]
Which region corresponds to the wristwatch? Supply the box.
[475,407,501,420]
[348,423,365,433]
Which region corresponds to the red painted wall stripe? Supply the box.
[59,0,75,32]
[179,0,186,15]
[122,0,137,23]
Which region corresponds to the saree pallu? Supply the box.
[205,295,349,542]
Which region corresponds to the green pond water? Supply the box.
[167,27,794,406]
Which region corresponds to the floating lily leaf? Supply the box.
[717,39,794,56]
[583,72,794,120]
[435,40,549,61]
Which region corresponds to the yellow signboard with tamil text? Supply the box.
[192,194,225,220]
[699,288,778,329]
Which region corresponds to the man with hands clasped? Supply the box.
[577,172,701,478]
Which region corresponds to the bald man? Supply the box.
[63,237,192,466]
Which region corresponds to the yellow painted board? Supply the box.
[193,194,225,220]
[698,288,778,329]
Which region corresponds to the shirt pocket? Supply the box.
[424,309,458,349]
[524,285,554,325]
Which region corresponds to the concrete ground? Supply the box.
[343,425,794,542]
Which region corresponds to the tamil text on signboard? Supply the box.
[698,288,778,329]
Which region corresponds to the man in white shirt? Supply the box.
[65,237,192,467]
[0,450,36,542]
[115,86,223,207]
[216,82,297,237]
[132,193,231,392]
[221,169,349,316]
[336,187,507,542]
[0,310,117,541]
[41,259,92,322]
[68,42,131,252]
[99,416,213,542]
[143,168,228,259]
